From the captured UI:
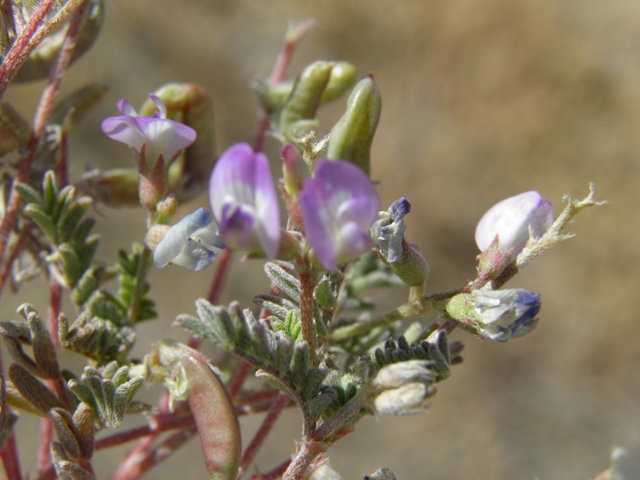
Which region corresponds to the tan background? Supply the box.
[4,0,640,479]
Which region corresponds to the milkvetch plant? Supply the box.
[0,5,614,480]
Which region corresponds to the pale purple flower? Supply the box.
[101,94,196,165]
[209,143,281,259]
[300,160,380,271]
[154,208,225,271]
[475,191,554,255]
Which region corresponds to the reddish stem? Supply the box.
[236,392,290,478]
[226,360,251,400]
[96,414,195,451]
[249,458,292,480]
[253,20,315,152]
[0,0,88,279]
[37,419,54,474]
[0,433,22,480]
[236,388,281,406]
[0,0,58,99]
[206,247,234,304]
[0,224,32,299]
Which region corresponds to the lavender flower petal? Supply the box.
[209,143,280,258]
[102,94,196,165]
[300,160,380,270]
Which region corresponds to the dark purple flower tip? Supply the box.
[372,196,411,263]
[209,143,281,259]
[300,159,380,270]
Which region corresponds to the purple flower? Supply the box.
[153,208,226,271]
[475,191,554,255]
[209,143,281,259]
[300,160,380,270]
[101,94,196,166]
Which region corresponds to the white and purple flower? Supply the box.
[300,160,380,271]
[447,289,541,342]
[101,94,196,166]
[475,191,554,255]
[209,143,281,259]
[153,208,226,271]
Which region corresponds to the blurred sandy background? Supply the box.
[4,0,640,479]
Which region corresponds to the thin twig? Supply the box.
[0,223,32,298]
[249,458,292,480]
[253,19,315,152]
[0,0,58,99]
[236,392,290,478]
[96,414,196,451]
[0,433,22,480]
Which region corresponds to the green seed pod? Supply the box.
[319,61,358,104]
[257,61,357,114]
[279,61,334,141]
[326,74,381,176]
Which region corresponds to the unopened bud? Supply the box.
[373,382,435,416]
[475,191,554,255]
[157,195,178,222]
[446,289,541,342]
[145,224,170,252]
[326,74,381,176]
[373,360,433,389]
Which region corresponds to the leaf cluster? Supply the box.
[68,362,144,429]
[18,171,96,289]
[176,300,332,418]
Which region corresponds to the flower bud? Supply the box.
[475,191,554,255]
[446,289,541,342]
[326,74,381,176]
[373,382,435,416]
[145,225,170,251]
[372,360,433,390]
[157,195,178,222]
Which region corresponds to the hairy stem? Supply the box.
[298,260,318,366]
